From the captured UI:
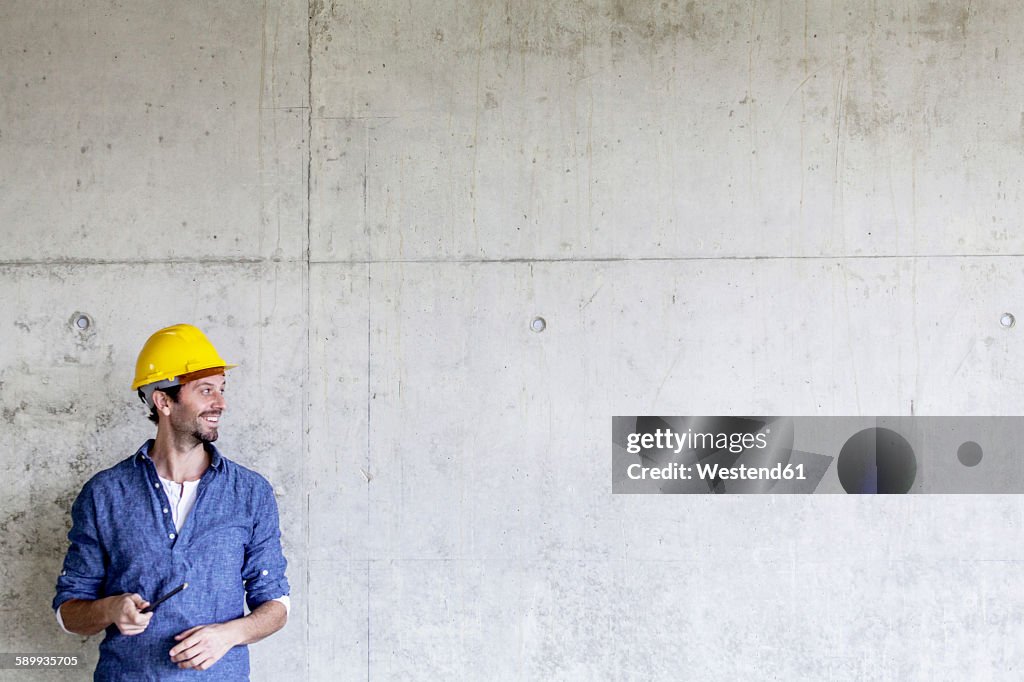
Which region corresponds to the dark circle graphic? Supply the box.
[957,441,983,467]
[837,427,917,494]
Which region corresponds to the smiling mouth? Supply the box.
[202,414,221,425]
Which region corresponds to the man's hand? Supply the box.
[59,593,153,637]
[169,622,239,671]
[168,600,286,670]
[106,593,152,636]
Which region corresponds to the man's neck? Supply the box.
[151,428,210,483]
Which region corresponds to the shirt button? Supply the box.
[61,570,66,576]
[169,532,176,540]
[163,508,169,514]
[261,569,269,576]
[154,483,160,488]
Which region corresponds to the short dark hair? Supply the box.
[142,385,182,424]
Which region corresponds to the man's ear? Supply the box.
[152,390,174,417]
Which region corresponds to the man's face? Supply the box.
[167,374,226,444]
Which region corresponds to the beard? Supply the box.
[166,404,222,447]
[193,405,224,444]
[192,427,219,443]
[186,413,221,444]
[192,418,220,443]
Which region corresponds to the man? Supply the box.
[54,324,290,680]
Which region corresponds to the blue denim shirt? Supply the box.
[54,440,290,681]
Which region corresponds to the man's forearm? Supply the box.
[224,600,287,646]
[58,598,114,637]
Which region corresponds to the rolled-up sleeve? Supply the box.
[53,482,107,612]
[241,480,290,611]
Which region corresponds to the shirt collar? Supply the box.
[133,439,225,471]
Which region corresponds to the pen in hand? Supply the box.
[141,582,188,614]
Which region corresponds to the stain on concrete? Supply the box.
[45,402,77,417]
[841,96,901,141]
[0,510,27,556]
[608,0,711,46]
[69,448,93,477]
[0,510,26,533]
[3,401,28,423]
[914,0,972,41]
[310,0,334,44]
[53,488,77,516]
[94,410,113,429]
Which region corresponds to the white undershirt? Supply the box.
[158,475,201,532]
[57,476,289,632]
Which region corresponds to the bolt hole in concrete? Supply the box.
[71,312,93,331]
[530,316,546,333]
[1000,312,1015,329]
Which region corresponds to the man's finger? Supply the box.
[169,642,198,659]
[178,653,212,671]
[129,606,150,622]
[170,635,204,658]
[173,644,207,665]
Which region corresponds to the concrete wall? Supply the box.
[2,1,1022,679]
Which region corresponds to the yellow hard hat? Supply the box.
[131,324,237,391]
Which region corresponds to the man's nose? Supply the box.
[212,391,227,410]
